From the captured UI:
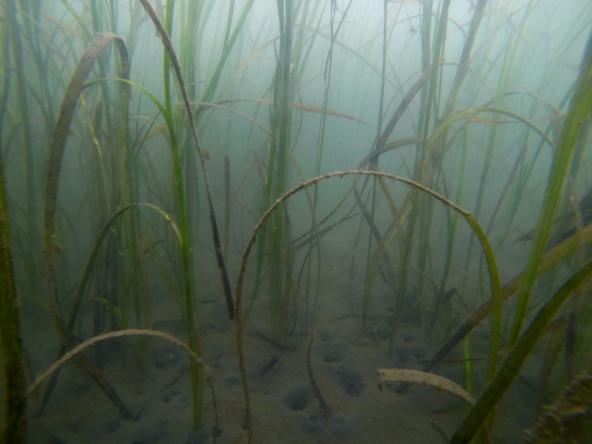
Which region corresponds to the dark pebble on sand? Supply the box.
[333,366,364,397]
[302,412,355,438]
[152,344,179,370]
[402,332,416,343]
[413,347,426,361]
[317,341,346,362]
[225,375,241,386]
[326,414,354,438]
[132,420,169,444]
[257,356,279,376]
[301,414,324,434]
[395,345,427,365]
[160,389,178,403]
[103,417,120,434]
[284,386,313,411]
[129,405,145,421]
[395,346,410,364]
[186,427,210,444]
[48,432,66,444]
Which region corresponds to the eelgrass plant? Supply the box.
[2,1,592,442]
[41,31,133,418]
[6,0,42,300]
[0,141,27,443]
[138,0,238,427]
[452,258,592,442]
[451,28,592,443]
[234,169,501,443]
[262,0,295,341]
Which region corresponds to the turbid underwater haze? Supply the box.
[1,1,592,443]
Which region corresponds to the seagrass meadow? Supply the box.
[1,0,592,442]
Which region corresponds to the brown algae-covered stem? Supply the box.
[41,31,132,419]
[307,335,331,418]
[43,32,128,325]
[139,0,234,319]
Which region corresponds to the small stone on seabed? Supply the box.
[152,344,179,370]
[301,412,355,438]
[317,341,346,362]
[284,386,313,411]
[333,365,365,396]
[186,427,210,444]
[132,420,169,444]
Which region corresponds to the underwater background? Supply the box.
[1,0,592,442]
